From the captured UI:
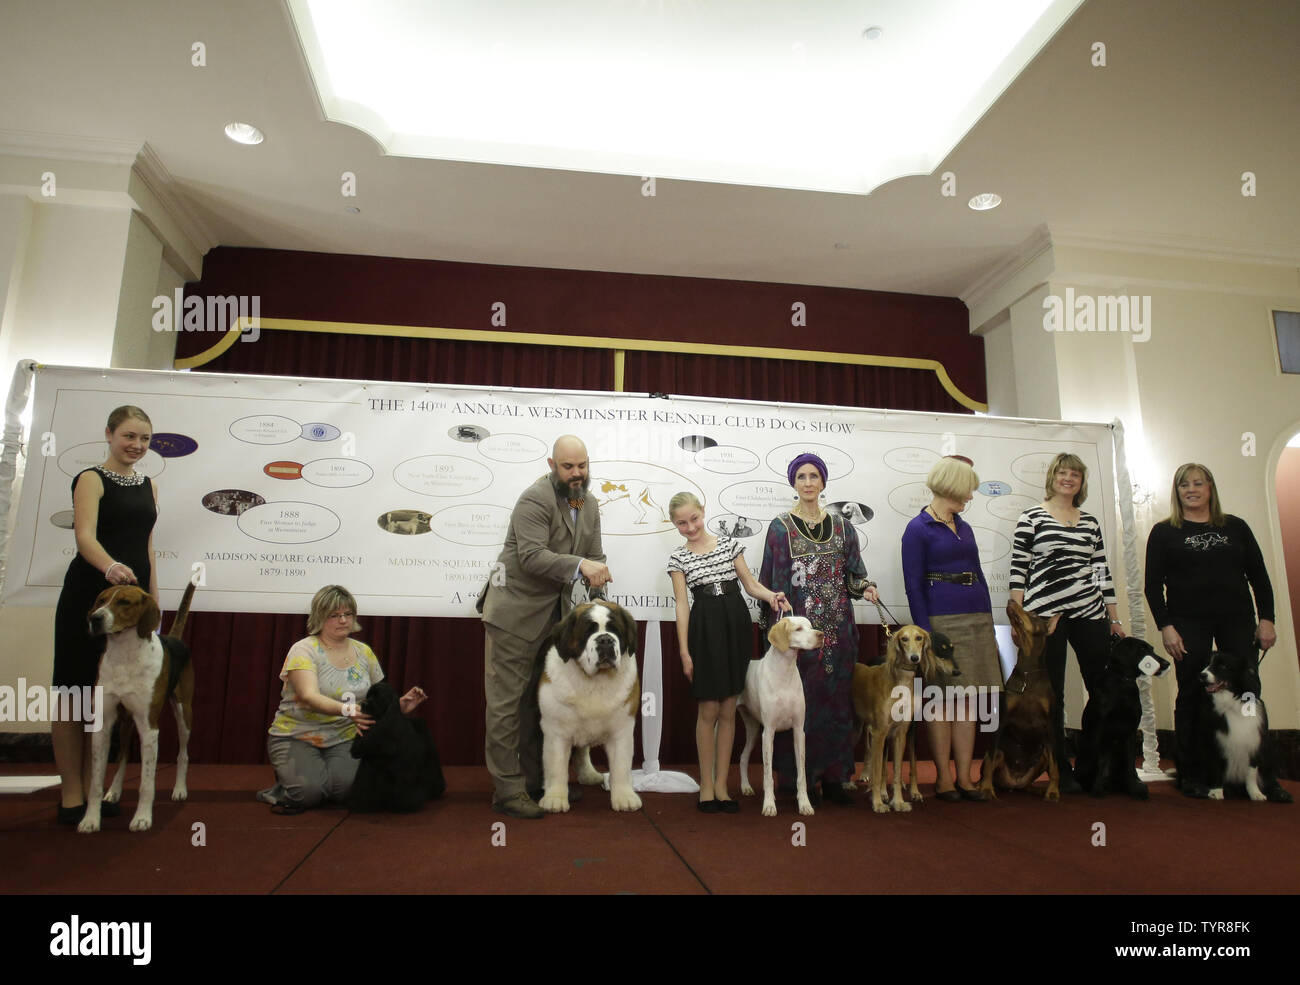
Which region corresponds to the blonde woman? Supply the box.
[1144,463,1275,796]
[901,455,1000,802]
[668,493,786,813]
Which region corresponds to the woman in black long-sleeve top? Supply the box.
[1144,463,1275,796]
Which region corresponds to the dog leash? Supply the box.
[870,594,906,641]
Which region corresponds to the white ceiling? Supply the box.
[0,0,1297,301]
[287,0,1081,195]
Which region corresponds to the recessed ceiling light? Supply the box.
[968,192,1002,211]
[862,26,884,40]
[224,122,265,145]
[345,206,361,213]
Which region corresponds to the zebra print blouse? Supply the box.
[1008,505,1117,620]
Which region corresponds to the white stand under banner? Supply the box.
[1,363,1128,628]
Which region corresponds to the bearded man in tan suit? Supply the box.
[479,435,612,818]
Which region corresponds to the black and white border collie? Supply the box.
[1198,651,1292,803]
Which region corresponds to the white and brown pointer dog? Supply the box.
[78,582,196,833]
[738,615,824,817]
[537,600,642,813]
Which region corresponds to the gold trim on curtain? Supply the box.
[174,316,987,412]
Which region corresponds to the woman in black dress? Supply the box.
[52,405,158,824]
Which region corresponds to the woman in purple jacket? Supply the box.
[901,455,1002,802]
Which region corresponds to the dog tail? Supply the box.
[168,581,197,639]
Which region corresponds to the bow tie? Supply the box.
[568,498,585,511]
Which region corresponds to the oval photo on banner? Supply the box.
[376,509,433,535]
[301,422,341,442]
[678,434,717,452]
[449,424,489,443]
[829,500,873,525]
[201,489,267,516]
[148,433,198,457]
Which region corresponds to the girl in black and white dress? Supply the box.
[1008,452,1125,793]
[667,493,787,813]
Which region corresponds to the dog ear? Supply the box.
[612,604,637,657]
[554,604,590,662]
[137,594,161,639]
[920,629,933,669]
[768,618,791,652]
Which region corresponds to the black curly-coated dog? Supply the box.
[349,683,446,812]
[1073,636,1169,799]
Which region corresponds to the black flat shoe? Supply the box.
[716,798,740,814]
[56,803,85,825]
[957,785,988,802]
[697,798,722,814]
[57,799,122,824]
[935,788,962,803]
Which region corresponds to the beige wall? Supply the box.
[979,240,1300,731]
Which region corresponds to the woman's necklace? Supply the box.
[791,508,831,543]
[927,505,959,536]
[96,464,144,486]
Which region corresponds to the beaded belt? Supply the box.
[692,580,740,600]
[925,571,977,586]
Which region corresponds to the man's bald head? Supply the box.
[549,435,590,499]
[552,435,586,463]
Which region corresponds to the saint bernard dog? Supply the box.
[537,600,642,813]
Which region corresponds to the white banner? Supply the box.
[3,365,1117,622]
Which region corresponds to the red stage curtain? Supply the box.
[178,328,966,769]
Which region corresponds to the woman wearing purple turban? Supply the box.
[759,452,878,805]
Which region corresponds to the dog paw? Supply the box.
[610,789,642,812]
[577,764,605,787]
[763,799,778,817]
[740,783,755,796]
[171,785,188,802]
[538,792,570,813]
[1248,788,1267,802]
[892,800,912,813]
[76,816,100,834]
[910,791,924,803]
[842,780,859,791]
[128,812,153,832]
[1044,789,1060,803]
[871,800,889,814]
[103,789,121,805]
[1208,788,1224,800]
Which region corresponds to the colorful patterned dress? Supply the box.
[759,512,867,786]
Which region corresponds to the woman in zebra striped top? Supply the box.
[1008,452,1125,794]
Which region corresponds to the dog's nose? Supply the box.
[595,634,617,664]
